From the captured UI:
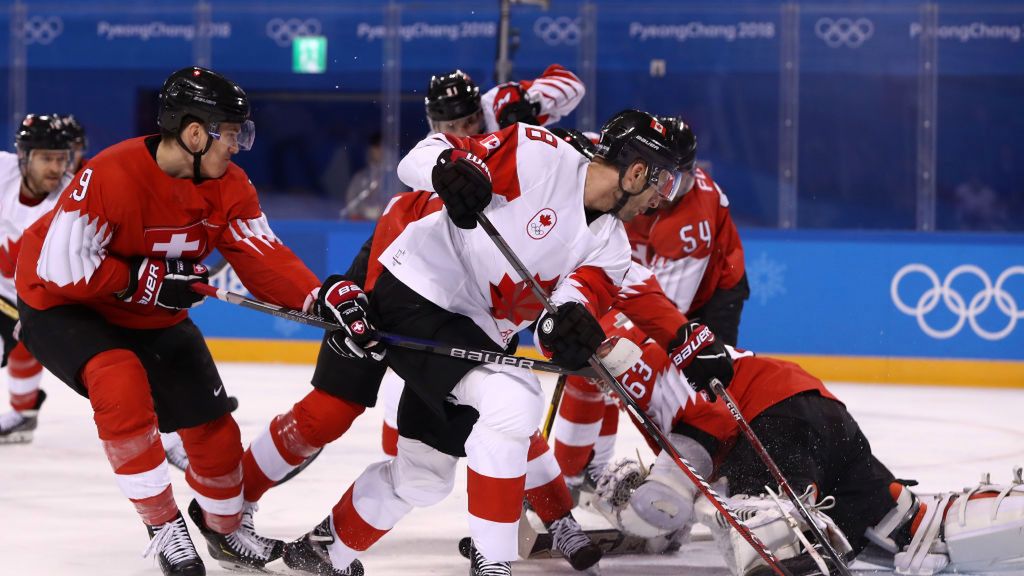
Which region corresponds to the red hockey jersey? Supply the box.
[625,168,745,315]
[17,136,319,329]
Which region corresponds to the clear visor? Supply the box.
[652,165,695,203]
[209,120,255,151]
[26,148,72,173]
[430,109,484,136]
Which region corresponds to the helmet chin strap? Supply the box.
[610,164,650,217]
[175,131,213,183]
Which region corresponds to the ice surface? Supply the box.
[3,363,1023,575]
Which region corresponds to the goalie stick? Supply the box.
[712,380,854,576]
[189,283,603,379]
[475,212,790,576]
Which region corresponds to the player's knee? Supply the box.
[392,440,458,507]
[473,371,543,437]
[82,349,156,437]
[292,388,366,447]
[179,413,243,475]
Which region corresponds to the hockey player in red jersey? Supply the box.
[0,115,72,444]
[15,67,322,576]
[276,110,732,576]
[625,115,748,346]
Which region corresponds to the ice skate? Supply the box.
[143,511,206,576]
[187,498,284,571]
[0,389,45,444]
[283,516,365,576]
[546,513,602,572]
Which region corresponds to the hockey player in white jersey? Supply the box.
[423,65,584,137]
[0,114,72,444]
[280,109,711,576]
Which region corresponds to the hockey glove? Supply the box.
[119,258,209,310]
[536,302,605,370]
[432,147,492,229]
[667,321,733,401]
[313,275,385,362]
[492,82,541,128]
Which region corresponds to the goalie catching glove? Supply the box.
[313,275,385,362]
[668,321,734,401]
[432,147,492,229]
[536,301,605,370]
[118,258,209,310]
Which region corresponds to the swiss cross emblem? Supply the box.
[144,222,207,260]
[350,320,366,335]
[526,208,557,240]
[650,119,666,136]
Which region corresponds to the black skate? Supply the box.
[143,511,206,576]
[746,547,854,576]
[0,389,46,444]
[283,516,365,576]
[468,539,512,576]
[546,513,602,571]
[187,498,284,571]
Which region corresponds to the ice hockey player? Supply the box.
[15,66,322,575]
[575,309,1024,576]
[0,115,72,444]
[58,113,89,174]
[277,109,733,576]
[424,64,584,137]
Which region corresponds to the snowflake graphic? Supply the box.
[747,252,786,306]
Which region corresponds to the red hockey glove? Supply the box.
[432,147,492,229]
[313,275,385,362]
[119,258,209,310]
[536,302,605,370]
[492,82,540,128]
[668,321,733,401]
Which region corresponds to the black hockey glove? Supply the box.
[536,302,605,370]
[119,258,209,310]
[432,147,492,229]
[668,321,733,401]
[313,274,385,362]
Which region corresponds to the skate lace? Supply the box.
[226,503,277,559]
[0,409,26,432]
[549,516,592,558]
[472,546,511,576]
[143,516,198,566]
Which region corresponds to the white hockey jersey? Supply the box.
[480,64,585,133]
[0,152,68,304]
[387,123,630,347]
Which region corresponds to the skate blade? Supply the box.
[0,431,33,444]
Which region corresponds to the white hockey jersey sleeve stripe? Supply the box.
[36,209,113,287]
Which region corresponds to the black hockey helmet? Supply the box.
[158,66,253,150]
[596,109,693,203]
[16,114,71,154]
[58,114,87,148]
[549,127,596,160]
[425,70,481,122]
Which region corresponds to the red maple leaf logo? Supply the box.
[489,273,560,325]
[539,214,552,227]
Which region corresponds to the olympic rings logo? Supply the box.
[891,263,1024,341]
[23,16,63,45]
[814,17,873,48]
[266,17,322,47]
[533,16,581,46]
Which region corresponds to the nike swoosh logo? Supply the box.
[213,385,224,396]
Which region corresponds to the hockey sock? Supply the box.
[552,376,606,477]
[381,421,398,457]
[84,349,176,525]
[179,413,243,534]
[8,343,43,411]
[524,432,574,524]
[466,426,529,562]
[243,389,365,502]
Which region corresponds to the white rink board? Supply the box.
[3,362,1023,576]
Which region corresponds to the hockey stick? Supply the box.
[711,380,853,576]
[475,212,789,576]
[190,283,599,379]
[0,297,18,320]
[541,374,566,440]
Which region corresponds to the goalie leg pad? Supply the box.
[943,469,1024,574]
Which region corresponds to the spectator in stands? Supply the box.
[341,132,389,220]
